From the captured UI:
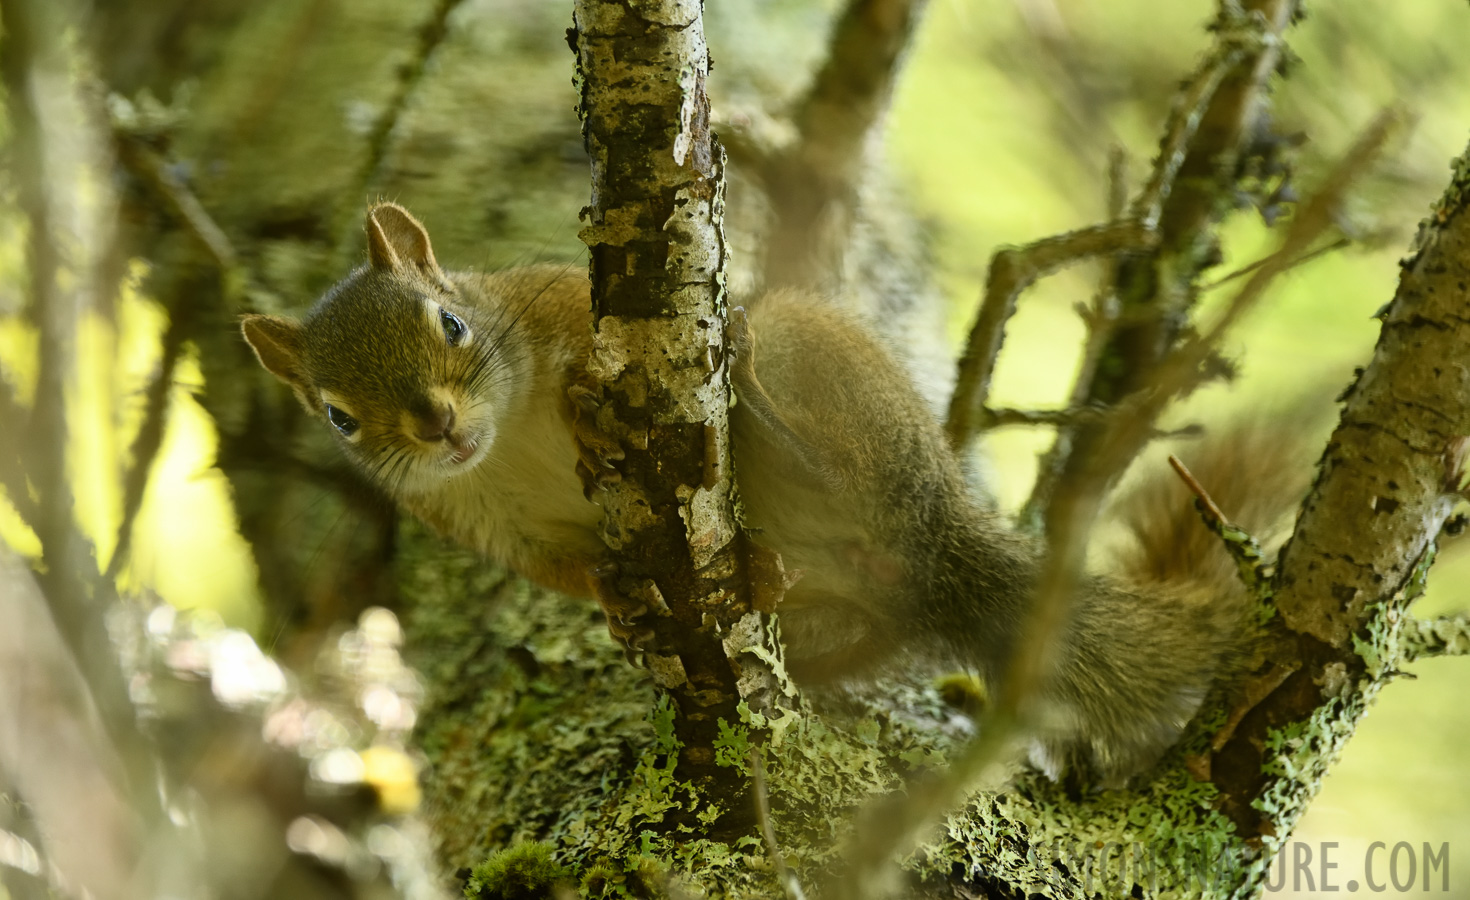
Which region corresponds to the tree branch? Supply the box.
[1209,129,1470,845]
[1025,0,1300,525]
[572,0,784,824]
[1402,612,1470,661]
[945,219,1156,449]
[761,0,929,286]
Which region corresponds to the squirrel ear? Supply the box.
[366,203,447,284]
[241,314,308,388]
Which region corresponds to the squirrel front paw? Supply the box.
[568,384,625,500]
[588,561,659,664]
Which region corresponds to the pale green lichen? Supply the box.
[404,514,1344,899]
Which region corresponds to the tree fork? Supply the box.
[571,0,787,825]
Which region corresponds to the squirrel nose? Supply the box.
[413,402,456,442]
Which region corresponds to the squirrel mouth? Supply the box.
[447,440,476,465]
[444,433,479,466]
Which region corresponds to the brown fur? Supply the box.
[242,203,1309,784]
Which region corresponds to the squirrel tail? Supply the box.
[1107,415,1315,592]
[1027,415,1315,785]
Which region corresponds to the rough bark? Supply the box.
[1207,141,1470,864]
[571,0,785,822]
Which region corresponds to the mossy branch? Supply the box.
[1209,130,1470,847]
[1167,454,1273,595]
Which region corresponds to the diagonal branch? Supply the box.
[829,110,1393,899]
[1025,0,1301,525]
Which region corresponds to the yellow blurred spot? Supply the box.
[360,745,422,815]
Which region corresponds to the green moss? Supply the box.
[465,842,570,899]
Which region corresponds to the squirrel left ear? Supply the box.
[366,203,449,288]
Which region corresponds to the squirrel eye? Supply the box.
[440,308,467,346]
[325,404,359,437]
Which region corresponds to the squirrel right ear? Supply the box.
[241,314,308,389]
[366,203,449,287]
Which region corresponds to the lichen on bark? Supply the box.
[570,0,786,821]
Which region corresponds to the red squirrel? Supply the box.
[243,203,1274,783]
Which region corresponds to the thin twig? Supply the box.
[1200,236,1352,293]
[946,219,1157,449]
[1168,454,1271,592]
[750,749,806,900]
[115,136,238,271]
[1168,454,1228,523]
[334,0,468,263]
[1131,41,1251,229]
[979,406,1109,429]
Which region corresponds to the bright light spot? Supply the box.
[312,747,365,785]
[0,828,41,876]
[285,815,349,865]
[209,630,287,707]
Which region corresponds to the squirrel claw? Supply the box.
[569,384,625,498]
[588,561,658,660]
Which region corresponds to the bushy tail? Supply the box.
[1108,414,1318,591]
[1030,414,1318,785]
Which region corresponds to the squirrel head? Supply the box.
[242,203,516,495]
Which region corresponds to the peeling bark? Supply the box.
[571,0,785,822]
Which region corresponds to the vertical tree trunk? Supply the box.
[572,0,787,824]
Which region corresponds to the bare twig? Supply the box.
[978,406,1110,429]
[334,0,468,262]
[1199,236,1351,293]
[945,219,1157,449]
[1168,454,1271,592]
[1130,39,1251,229]
[115,135,238,272]
[750,749,805,900]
